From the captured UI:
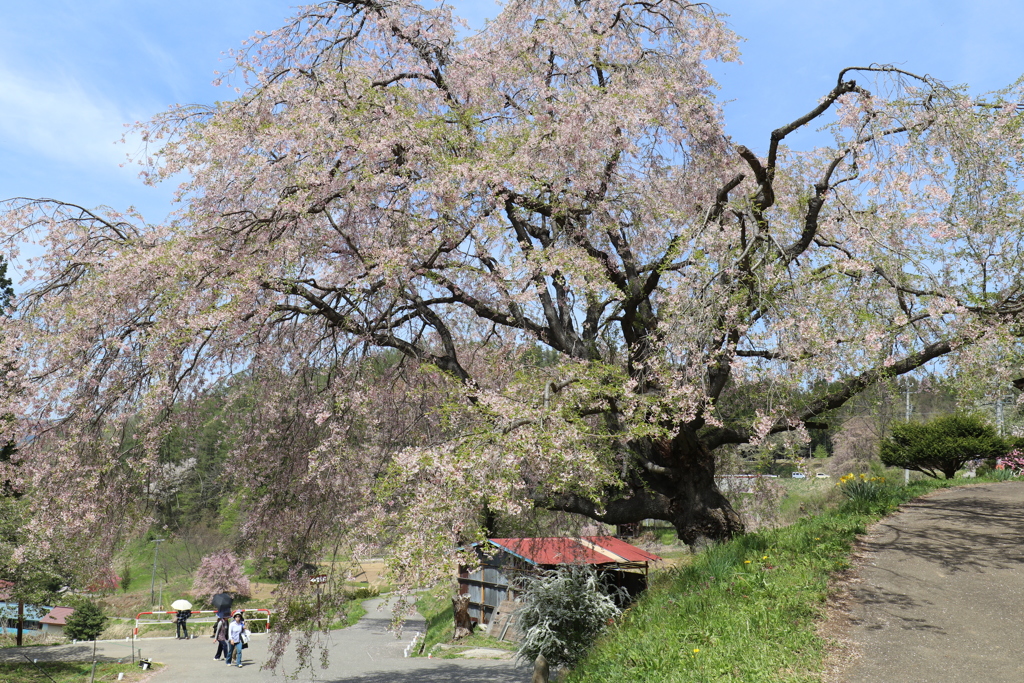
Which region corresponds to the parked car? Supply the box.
[815,472,831,479]
[791,472,806,479]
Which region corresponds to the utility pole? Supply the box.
[997,391,1005,437]
[149,539,164,607]
[16,599,23,648]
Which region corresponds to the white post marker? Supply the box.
[309,574,328,628]
[404,632,421,657]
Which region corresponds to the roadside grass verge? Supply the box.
[417,587,453,655]
[567,477,953,682]
[0,661,160,682]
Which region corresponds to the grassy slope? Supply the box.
[567,477,957,682]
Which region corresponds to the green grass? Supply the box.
[0,660,160,682]
[326,587,379,629]
[417,587,454,655]
[646,527,678,544]
[566,477,954,682]
[415,587,517,658]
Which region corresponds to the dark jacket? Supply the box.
[213,618,228,641]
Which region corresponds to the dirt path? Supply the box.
[829,481,1024,683]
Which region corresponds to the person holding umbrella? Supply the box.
[211,592,233,618]
[171,599,192,639]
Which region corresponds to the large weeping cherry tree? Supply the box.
[3,0,1024,668]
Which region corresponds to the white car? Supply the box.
[791,472,806,479]
[816,472,831,479]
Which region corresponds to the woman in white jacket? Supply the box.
[227,612,248,667]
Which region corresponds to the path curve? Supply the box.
[833,481,1024,683]
[0,596,529,682]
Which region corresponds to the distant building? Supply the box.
[0,580,71,637]
[39,607,75,636]
[0,601,47,636]
[458,536,661,627]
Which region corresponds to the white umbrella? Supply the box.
[171,599,192,611]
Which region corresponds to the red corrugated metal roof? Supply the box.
[587,536,662,563]
[487,536,661,566]
[40,606,74,626]
[0,579,13,601]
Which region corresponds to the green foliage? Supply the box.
[119,561,132,593]
[834,473,903,514]
[516,566,623,669]
[328,586,379,629]
[647,526,678,544]
[416,587,457,655]
[880,413,1008,479]
[986,467,1018,481]
[0,495,77,604]
[63,600,109,641]
[153,378,255,530]
[567,478,952,682]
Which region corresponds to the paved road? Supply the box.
[0,598,530,682]
[839,481,1024,683]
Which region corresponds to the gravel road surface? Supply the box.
[837,481,1024,683]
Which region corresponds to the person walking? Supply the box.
[227,612,249,667]
[175,609,191,639]
[211,616,229,661]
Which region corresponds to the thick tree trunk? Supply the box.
[544,426,744,546]
[659,427,744,545]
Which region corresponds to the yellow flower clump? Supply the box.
[837,473,885,486]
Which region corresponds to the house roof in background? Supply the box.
[40,606,74,626]
[0,580,13,601]
[486,536,661,566]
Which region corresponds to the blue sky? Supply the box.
[1,0,1022,275]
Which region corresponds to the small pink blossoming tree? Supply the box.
[192,550,251,603]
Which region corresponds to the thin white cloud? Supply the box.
[0,62,142,172]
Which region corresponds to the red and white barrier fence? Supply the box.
[134,608,271,637]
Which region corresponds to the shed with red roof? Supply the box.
[458,536,661,627]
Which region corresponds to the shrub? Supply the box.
[64,601,108,641]
[835,473,900,514]
[880,413,1007,479]
[516,566,623,670]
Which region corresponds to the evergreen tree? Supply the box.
[880,414,1008,479]
[63,600,109,641]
